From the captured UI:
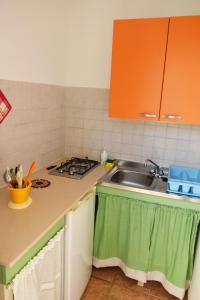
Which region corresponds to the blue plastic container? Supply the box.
[167,165,200,197]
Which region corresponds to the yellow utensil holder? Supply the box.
[8,181,32,204]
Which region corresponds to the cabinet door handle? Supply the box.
[162,115,182,120]
[138,113,157,118]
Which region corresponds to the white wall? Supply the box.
[1,0,200,87]
[0,0,67,86]
[65,0,200,88]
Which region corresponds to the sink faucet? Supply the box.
[144,159,163,177]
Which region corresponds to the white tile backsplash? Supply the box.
[0,80,65,187]
[65,87,200,168]
[1,82,200,189]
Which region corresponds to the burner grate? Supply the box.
[49,157,99,179]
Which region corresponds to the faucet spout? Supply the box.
[145,159,162,176]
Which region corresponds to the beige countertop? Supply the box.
[0,163,108,267]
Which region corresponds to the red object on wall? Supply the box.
[0,90,12,124]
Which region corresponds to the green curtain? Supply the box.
[93,192,200,289]
[148,205,200,287]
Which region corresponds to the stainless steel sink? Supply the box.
[102,160,157,190]
[117,160,144,169]
[101,160,200,204]
[110,169,154,188]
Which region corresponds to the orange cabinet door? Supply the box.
[160,16,200,124]
[109,18,169,121]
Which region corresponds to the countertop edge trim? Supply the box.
[0,217,64,285]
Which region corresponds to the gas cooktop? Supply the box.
[48,157,100,179]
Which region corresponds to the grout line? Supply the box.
[91,274,114,285]
[92,268,177,300]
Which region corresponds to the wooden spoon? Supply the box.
[24,162,36,186]
[16,170,23,188]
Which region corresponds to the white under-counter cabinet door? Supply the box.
[64,188,96,300]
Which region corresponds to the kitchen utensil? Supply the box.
[24,162,36,186]
[10,168,15,181]
[15,166,18,175]
[17,164,21,172]
[3,168,12,184]
[14,164,21,176]
[46,165,57,170]
[18,164,23,172]
[18,164,23,186]
[16,170,23,188]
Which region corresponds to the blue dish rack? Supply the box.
[167,165,200,197]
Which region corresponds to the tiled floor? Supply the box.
[82,267,188,300]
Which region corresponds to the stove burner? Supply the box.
[49,157,99,179]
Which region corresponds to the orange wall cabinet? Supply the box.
[109,16,200,124]
[160,16,200,124]
[109,18,169,121]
